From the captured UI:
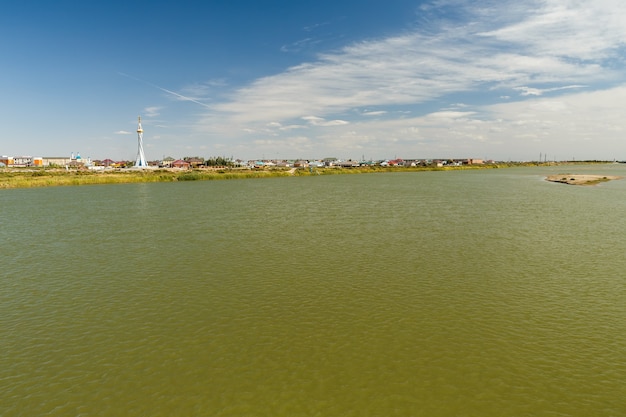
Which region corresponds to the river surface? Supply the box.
[2,165,626,416]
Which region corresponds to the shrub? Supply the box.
[177,173,201,181]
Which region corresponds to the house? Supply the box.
[323,157,338,166]
[338,160,359,168]
[185,157,204,168]
[161,157,175,167]
[171,159,191,169]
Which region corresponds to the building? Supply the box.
[11,156,34,167]
[43,157,73,166]
[171,159,190,169]
[1,155,46,167]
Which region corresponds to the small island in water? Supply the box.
[545,174,623,185]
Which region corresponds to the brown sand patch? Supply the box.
[545,174,623,185]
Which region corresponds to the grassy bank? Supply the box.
[0,162,614,189]
[0,168,292,189]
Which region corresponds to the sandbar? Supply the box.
[545,174,623,185]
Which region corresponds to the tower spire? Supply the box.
[135,115,147,167]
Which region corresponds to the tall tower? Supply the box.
[135,116,148,167]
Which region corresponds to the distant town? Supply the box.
[0,153,504,169]
[2,153,621,170]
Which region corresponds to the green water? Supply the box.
[2,165,626,416]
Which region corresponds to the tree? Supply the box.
[205,156,234,167]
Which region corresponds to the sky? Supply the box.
[2,0,626,162]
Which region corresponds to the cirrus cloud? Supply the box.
[193,0,626,160]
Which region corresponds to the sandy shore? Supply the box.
[545,174,623,185]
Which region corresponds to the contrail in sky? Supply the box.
[118,72,211,108]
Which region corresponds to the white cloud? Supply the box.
[302,116,349,126]
[119,72,213,108]
[478,0,626,60]
[424,111,477,121]
[114,130,132,135]
[280,124,306,131]
[252,136,314,156]
[362,110,388,116]
[144,106,161,117]
[514,85,586,96]
[193,0,626,159]
[281,38,319,53]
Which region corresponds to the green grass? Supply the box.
[0,168,293,189]
[0,161,614,189]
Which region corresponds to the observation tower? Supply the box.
[135,116,148,167]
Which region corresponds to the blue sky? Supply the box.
[2,0,626,161]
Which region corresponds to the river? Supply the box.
[2,164,625,416]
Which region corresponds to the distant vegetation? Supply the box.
[0,161,616,189]
[203,156,235,167]
[0,168,292,189]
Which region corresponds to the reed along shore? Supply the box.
[0,162,616,189]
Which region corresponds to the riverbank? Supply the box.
[0,168,293,189]
[0,162,617,189]
[0,165,502,189]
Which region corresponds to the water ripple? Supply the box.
[2,169,626,415]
